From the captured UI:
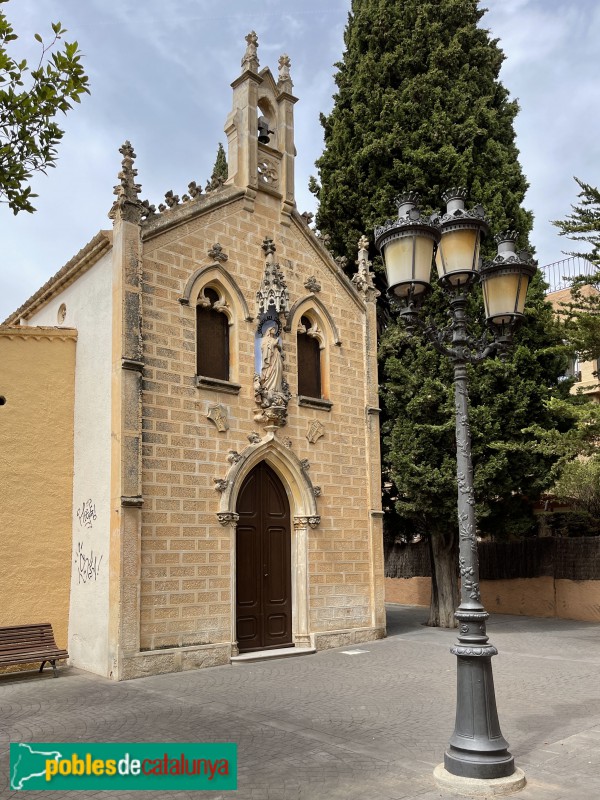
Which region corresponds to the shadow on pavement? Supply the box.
[385,603,430,637]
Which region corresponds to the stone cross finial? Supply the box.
[242,31,259,73]
[277,54,293,91]
[108,141,144,223]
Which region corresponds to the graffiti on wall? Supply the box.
[74,541,103,584]
[76,499,97,529]
[74,498,103,584]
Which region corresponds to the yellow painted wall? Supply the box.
[555,579,600,622]
[385,577,431,607]
[547,286,599,400]
[0,327,76,651]
[481,577,555,618]
[385,576,600,623]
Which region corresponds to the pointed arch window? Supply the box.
[297,315,322,399]
[197,287,229,382]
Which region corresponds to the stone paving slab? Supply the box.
[1,605,599,799]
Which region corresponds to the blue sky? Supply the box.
[1,0,599,322]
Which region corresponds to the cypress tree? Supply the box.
[207,142,228,189]
[311,0,533,263]
[312,0,574,626]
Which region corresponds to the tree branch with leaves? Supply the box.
[0,0,89,214]
[552,177,600,364]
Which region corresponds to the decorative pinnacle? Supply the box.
[277,54,293,90]
[257,237,289,315]
[120,140,135,162]
[262,237,276,257]
[109,140,143,222]
[116,141,141,199]
[353,233,378,300]
[242,30,259,72]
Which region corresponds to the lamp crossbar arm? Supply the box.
[398,301,502,364]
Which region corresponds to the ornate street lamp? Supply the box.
[375,190,537,786]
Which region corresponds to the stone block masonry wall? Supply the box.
[139,192,381,653]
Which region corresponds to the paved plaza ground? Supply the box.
[1,605,599,799]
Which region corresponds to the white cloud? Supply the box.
[1,0,598,320]
[482,0,600,264]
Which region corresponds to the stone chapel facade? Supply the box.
[1,34,385,679]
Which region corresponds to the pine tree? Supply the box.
[552,177,600,364]
[312,0,574,626]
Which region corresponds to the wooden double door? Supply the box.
[236,462,292,652]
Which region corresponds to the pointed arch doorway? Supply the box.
[235,461,293,652]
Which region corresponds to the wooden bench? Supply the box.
[0,623,69,677]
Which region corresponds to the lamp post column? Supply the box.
[375,192,536,789]
[444,294,514,779]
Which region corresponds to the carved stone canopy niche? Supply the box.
[256,238,289,316]
[254,239,291,428]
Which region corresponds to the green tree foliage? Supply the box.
[311,0,532,266]
[312,0,577,625]
[525,393,600,536]
[552,177,600,364]
[552,455,600,528]
[0,0,89,214]
[380,272,579,626]
[381,277,573,534]
[207,142,228,189]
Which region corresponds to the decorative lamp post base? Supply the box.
[433,765,526,797]
[443,605,515,780]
